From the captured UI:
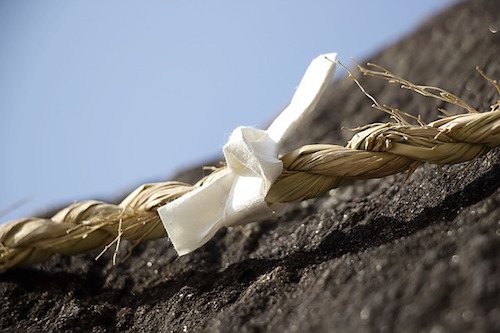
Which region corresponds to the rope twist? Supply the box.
[1,63,499,271]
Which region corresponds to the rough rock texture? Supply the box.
[1,0,500,332]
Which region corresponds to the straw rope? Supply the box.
[1,63,499,271]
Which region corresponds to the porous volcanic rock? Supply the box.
[1,0,499,332]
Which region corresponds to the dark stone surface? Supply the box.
[1,0,499,332]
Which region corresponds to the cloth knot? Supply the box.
[158,53,337,255]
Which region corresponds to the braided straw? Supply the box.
[1,64,499,271]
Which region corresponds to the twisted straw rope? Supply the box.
[1,64,499,271]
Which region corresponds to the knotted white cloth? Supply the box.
[158,53,337,255]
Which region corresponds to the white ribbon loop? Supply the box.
[158,53,337,255]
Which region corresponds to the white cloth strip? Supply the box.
[158,53,337,255]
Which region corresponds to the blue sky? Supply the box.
[0,0,458,222]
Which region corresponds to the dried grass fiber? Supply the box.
[1,63,499,271]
